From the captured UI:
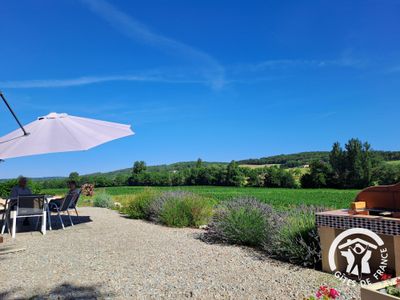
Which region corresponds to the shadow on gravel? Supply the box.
[0,215,93,233]
[47,215,93,230]
[194,231,266,255]
[118,213,163,227]
[0,282,113,300]
[0,290,15,300]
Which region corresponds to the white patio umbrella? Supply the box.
[0,112,134,160]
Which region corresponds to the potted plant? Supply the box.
[361,277,400,300]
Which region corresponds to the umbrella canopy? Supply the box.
[0,112,134,160]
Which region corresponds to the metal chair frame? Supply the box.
[69,189,81,216]
[48,191,80,230]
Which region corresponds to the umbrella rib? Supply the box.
[0,134,26,145]
[0,120,41,159]
[58,119,84,148]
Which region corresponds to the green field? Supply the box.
[43,186,359,210]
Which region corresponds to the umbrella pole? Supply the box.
[0,91,28,136]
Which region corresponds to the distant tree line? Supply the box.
[39,172,129,189]
[238,151,330,168]
[301,139,400,189]
[127,159,297,188]
[34,159,298,189]
[0,178,42,198]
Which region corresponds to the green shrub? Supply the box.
[0,179,18,198]
[185,195,215,227]
[206,197,277,247]
[93,193,114,209]
[269,205,322,268]
[147,191,182,222]
[159,198,191,227]
[124,188,158,219]
[150,191,215,227]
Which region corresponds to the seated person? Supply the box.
[9,176,32,226]
[10,177,32,199]
[49,180,80,210]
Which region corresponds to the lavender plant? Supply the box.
[268,205,324,269]
[147,191,190,222]
[148,191,214,227]
[124,188,159,219]
[206,197,278,247]
[93,193,114,209]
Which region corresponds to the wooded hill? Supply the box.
[237,151,400,168]
[70,150,400,180]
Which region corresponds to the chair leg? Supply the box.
[74,207,79,216]
[47,206,52,230]
[1,210,5,225]
[67,210,74,226]
[1,220,5,235]
[57,210,65,230]
[1,201,7,234]
[41,211,46,235]
[35,216,40,230]
[1,210,8,234]
[11,210,17,238]
[1,203,10,235]
[4,214,10,234]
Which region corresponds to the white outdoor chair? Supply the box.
[11,195,47,238]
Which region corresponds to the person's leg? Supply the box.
[49,199,63,209]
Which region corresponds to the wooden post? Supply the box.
[318,226,337,273]
[394,236,400,276]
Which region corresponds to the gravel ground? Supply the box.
[0,207,360,299]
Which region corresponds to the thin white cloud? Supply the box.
[0,56,366,89]
[231,58,365,73]
[0,74,205,89]
[81,0,225,89]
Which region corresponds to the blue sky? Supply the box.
[1,0,400,178]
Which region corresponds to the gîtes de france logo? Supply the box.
[328,228,389,286]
